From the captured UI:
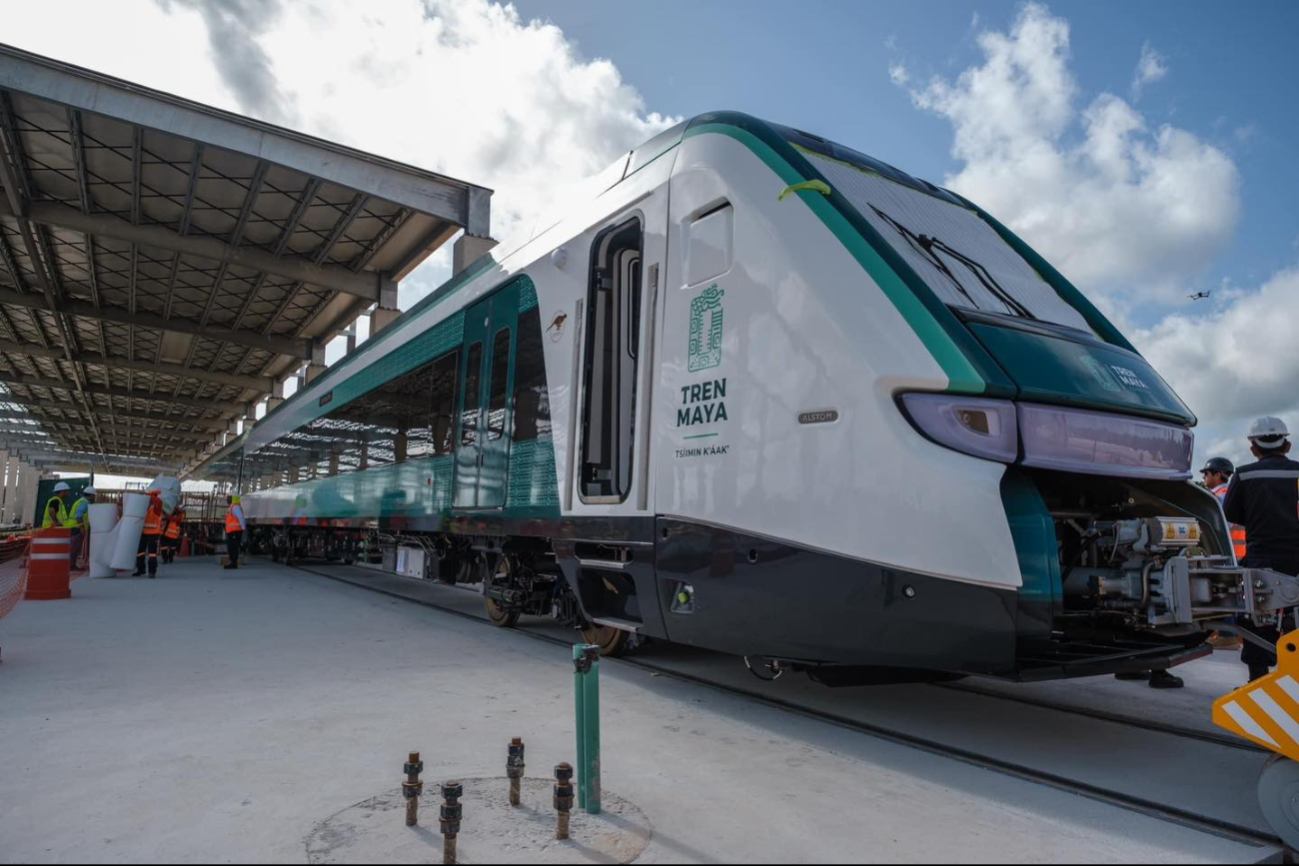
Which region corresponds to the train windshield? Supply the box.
[793,142,1094,334]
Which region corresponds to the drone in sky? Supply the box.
[1188,291,1212,301]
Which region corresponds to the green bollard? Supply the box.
[573,644,588,811]
[584,647,601,815]
[573,643,602,814]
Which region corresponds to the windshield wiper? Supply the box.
[869,206,1036,320]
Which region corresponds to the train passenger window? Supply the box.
[580,218,642,502]
[486,328,511,441]
[430,350,460,455]
[513,307,551,441]
[461,342,483,447]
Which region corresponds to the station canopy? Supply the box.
[0,44,491,478]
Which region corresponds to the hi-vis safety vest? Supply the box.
[143,500,164,536]
[69,497,90,529]
[41,495,68,529]
[165,511,185,540]
[225,505,244,534]
[1214,484,1247,560]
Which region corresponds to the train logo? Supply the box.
[547,311,568,343]
[688,284,725,372]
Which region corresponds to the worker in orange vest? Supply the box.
[162,504,186,564]
[133,494,165,578]
[1201,457,1247,560]
[225,494,246,570]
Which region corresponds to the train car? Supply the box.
[190,111,1297,685]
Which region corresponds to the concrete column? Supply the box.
[18,462,40,526]
[343,322,358,354]
[358,440,369,471]
[394,431,408,464]
[305,342,328,384]
[453,233,498,276]
[288,465,300,484]
[328,451,340,477]
[371,279,402,336]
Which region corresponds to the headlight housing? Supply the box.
[1018,403,1194,479]
[899,393,1019,463]
[900,394,1194,479]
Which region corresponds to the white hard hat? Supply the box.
[1247,418,1288,451]
[53,481,70,492]
[83,486,96,495]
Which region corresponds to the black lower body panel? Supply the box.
[651,518,1020,677]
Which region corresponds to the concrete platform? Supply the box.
[0,558,1276,863]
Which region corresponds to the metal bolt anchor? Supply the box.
[553,763,575,840]
[507,737,525,807]
[402,751,424,827]
[439,780,463,865]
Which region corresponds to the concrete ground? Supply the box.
[0,558,1276,864]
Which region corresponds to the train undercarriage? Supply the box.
[248,525,636,655]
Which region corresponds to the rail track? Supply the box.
[290,560,1285,853]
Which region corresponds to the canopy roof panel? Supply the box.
[0,44,490,475]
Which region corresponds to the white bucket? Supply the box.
[111,493,148,572]
[88,502,119,578]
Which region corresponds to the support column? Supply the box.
[305,342,328,384]
[328,450,340,477]
[18,462,41,527]
[265,379,286,415]
[370,279,401,336]
[453,233,498,276]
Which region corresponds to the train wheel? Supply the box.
[580,623,632,657]
[484,557,521,628]
[1258,755,1299,850]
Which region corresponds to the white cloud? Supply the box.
[895,3,1240,308]
[888,63,910,86]
[1130,41,1168,101]
[4,0,677,307]
[1135,268,1299,466]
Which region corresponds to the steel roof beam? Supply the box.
[0,397,226,431]
[0,421,213,446]
[0,287,311,359]
[1,199,383,302]
[0,47,491,227]
[0,340,270,391]
[0,370,243,412]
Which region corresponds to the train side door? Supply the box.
[453,282,519,508]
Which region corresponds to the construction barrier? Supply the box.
[0,535,32,620]
[26,527,71,601]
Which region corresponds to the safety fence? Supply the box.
[0,534,32,620]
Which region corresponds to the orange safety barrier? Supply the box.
[26,527,71,601]
[0,535,32,620]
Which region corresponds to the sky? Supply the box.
[7,0,1299,482]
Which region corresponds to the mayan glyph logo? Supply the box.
[688,284,725,372]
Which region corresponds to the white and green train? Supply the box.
[191,111,1289,684]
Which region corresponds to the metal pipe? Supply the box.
[554,763,574,840]
[403,751,424,827]
[573,643,602,815]
[439,781,463,865]
[507,738,525,807]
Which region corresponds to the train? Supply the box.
[190,111,1294,687]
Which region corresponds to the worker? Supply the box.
[225,494,246,570]
[41,481,71,529]
[1202,457,1247,560]
[133,494,165,579]
[162,503,185,564]
[67,485,96,570]
[1222,417,1299,682]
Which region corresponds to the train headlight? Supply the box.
[900,393,1019,463]
[1018,403,1194,480]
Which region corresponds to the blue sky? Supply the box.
[516,0,1299,315]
